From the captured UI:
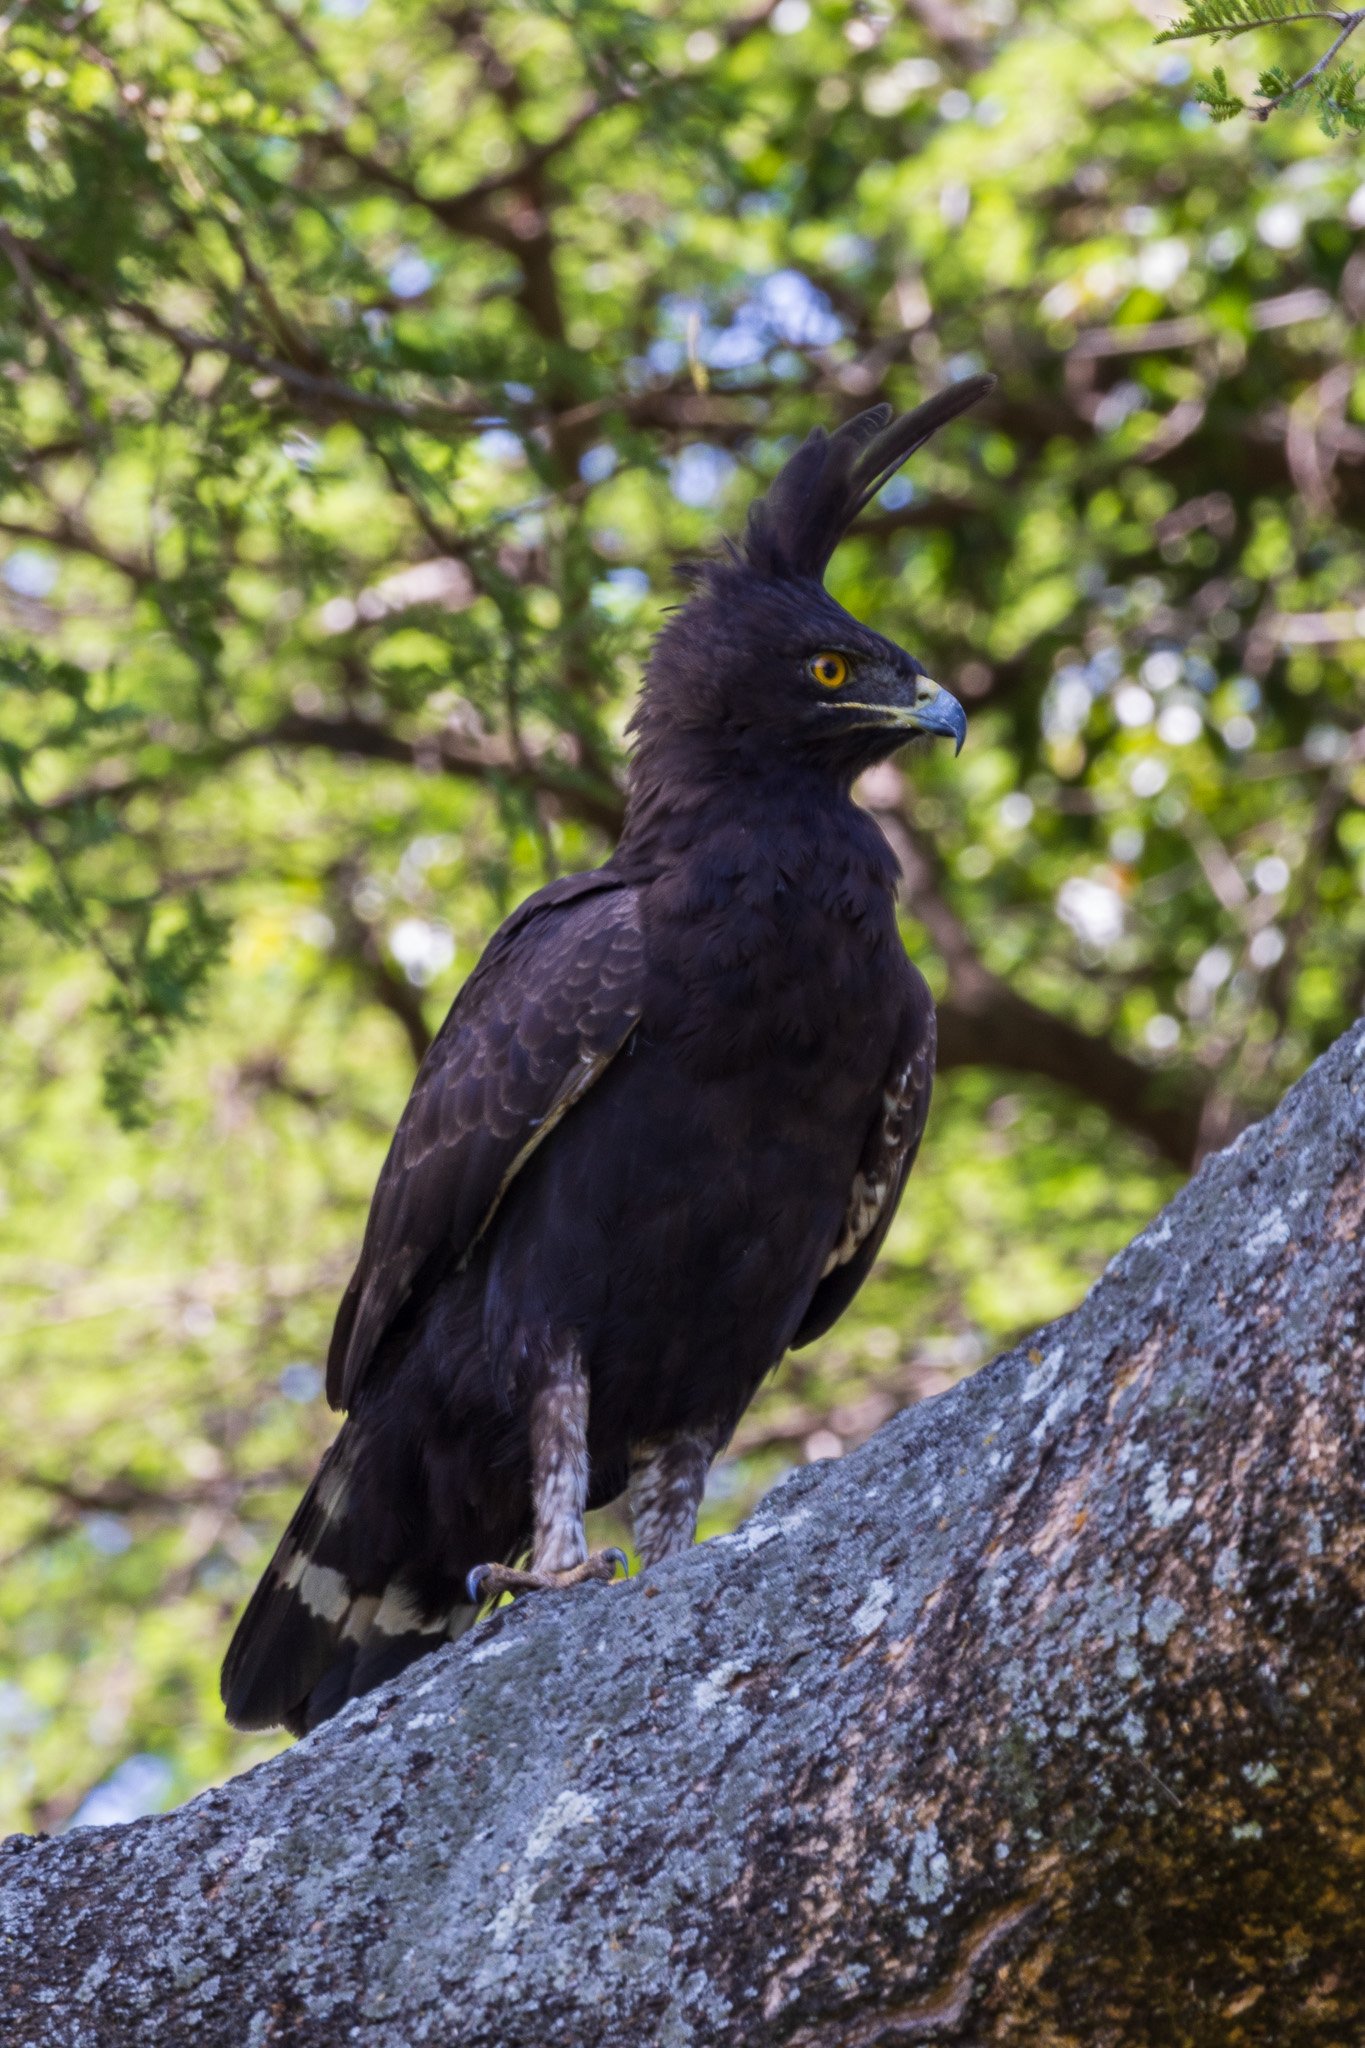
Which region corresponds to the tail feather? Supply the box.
[221,1428,480,1733]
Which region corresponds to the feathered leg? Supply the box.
[467,1351,625,1601]
[628,1427,718,1566]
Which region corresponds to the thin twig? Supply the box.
[1251,6,1365,114]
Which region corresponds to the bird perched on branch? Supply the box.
[222,376,993,1735]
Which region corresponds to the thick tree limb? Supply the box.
[4,1024,1364,2043]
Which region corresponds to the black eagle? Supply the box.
[222,377,993,1734]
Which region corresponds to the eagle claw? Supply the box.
[465,1548,628,1606]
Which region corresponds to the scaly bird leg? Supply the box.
[628,1427,719,1568]
[466,1352,626,1604]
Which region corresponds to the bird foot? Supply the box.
[467,1548,628,1606]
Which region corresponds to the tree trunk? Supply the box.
[4,1025,1364,2047]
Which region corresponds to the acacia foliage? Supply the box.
[0,0,1362,1831]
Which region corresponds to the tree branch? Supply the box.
[5,1024,1362,2041]
[1252,7,1364,114]
[31,707,625,842]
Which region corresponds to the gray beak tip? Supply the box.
[915,682,967,757]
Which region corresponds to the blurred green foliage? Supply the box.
[0,0,1361,1833]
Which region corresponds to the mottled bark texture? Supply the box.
[5,1025,1365,2047]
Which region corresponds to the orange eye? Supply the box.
[809,652,848,689]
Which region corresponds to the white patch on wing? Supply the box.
[373,1582,447,1636]
[343,1594,380,1642]
[293,1562,352,1624]
[820,1055,922,1277]
[314,1459,351,1520]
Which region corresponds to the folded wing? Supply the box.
[326,870,646,1412]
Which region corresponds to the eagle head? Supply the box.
[630,375,994,792]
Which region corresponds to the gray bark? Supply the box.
[4,1023,1365,2047]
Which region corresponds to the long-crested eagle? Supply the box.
[222,376,993,1734]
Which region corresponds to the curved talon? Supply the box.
[465,1547,627,1604]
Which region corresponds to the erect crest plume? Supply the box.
[740,373,995,583]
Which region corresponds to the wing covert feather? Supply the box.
[326,873,644,1412]
[792,1001,935,1350]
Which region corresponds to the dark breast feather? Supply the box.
[791,1000,935,1350]
[326,869,646,1412]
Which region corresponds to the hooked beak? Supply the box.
[894,675,968,755]
[836,675,968,755]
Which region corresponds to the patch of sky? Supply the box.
[1136,239,1188,294]
[880,475,915,511]
[389,917,455,986]
[1140,649,1182,692]
[1058,874,1124,952]
[705,325,764,372]
[1257,202,1302,250]
[1305,724,1351,764]
[1094,381,1146,433]
[592,567,650,619]
[2,549,57,598]
[770,348,811,383]
[476,428,526,468]
[661,272,843,381]
[645,335,686,378]
[670,443,736,509]
[279,1362,322,1403]
[503,381,535,405]
[862,58,940,115]
[1157,701,1202,746]
[83,1514,132,1558]
[387,250,434,299]
[66,1754,175,1831]
[1043,666,1094,741]
[282,432,321,470]
[579,443,618,485]
[825,233,875,273]
[1129,757,1178,794]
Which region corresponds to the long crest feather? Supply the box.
[742,373,995,583]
